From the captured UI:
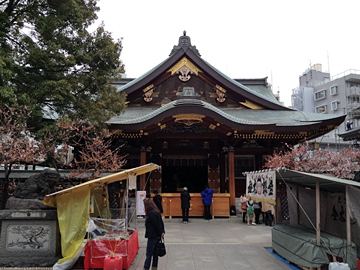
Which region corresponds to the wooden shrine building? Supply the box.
[107,32,345,217]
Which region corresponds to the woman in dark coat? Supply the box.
[180,187,191,223]
[143,199,165,270]
[152,189,163,214]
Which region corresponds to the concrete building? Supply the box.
[291,64,360,149]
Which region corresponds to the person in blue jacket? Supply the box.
[201,185,214,220]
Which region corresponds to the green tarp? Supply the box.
[272,224,357,270]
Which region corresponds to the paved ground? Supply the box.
[129,217,293,270]
[0,216,293,270]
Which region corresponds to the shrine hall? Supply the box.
[107,32,345,218]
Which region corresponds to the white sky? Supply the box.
[93,0,360,107]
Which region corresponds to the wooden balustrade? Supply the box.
[154,193,230,218]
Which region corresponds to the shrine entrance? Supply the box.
[162,166,208,193]
[161,155,208,193]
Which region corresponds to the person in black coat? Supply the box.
[143,199,165,270]
[180,187,191,224]
[152,190,163,214]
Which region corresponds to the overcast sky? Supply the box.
[93,0,360,107]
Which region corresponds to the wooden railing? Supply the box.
[157,193,230,219]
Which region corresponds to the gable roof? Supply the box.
[116,33,289,110]
[108,33,346,141]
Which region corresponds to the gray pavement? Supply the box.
[129,217,293,270]
[0,216,293,270]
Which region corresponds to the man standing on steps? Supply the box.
[180,187,191,224]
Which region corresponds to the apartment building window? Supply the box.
[314,90,326,101]
[315,105,327,113]
[347,96,360,105]
[330,85,338,95]
[331,101,339,111]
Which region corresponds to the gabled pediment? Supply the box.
[114,33,289,111]
[108,33,346,143]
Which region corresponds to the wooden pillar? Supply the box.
[346,185,351,245]
[140,147,147,190]
[228,147,235,206]
[316,179,320,245]
[220,151,226,193]
[296,185,300,224]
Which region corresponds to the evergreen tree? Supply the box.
[0,0,126,130]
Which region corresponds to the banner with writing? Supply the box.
[136,191,146,215]
[246,171,276,204]
[128,174,136,190]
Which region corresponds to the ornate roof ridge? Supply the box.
[169,31,201,57]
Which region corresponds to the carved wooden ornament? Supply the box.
[144,89,154,102]
[178,66,192,81]
[216,89,226,103]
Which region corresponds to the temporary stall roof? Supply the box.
[43,163,160,269]
[45,163,160,199]
[274,169,360,192]
[269,169,360,270]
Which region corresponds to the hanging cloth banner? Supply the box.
[128,174,137,190]
[246,170,276,204]
[136,191,146,215]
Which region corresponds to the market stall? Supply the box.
[43,163,160,270]
[83,218,139,270]
[245,169,360,270]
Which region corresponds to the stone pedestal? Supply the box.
[0,207,61,267]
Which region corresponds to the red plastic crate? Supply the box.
[103,256,123,270]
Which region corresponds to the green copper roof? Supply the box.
[115,49,285,109]
[200,58,284,107]
[107,99,343,127]
[116,57,171,92]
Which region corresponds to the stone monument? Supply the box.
[0,169,62,267]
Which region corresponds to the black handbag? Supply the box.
[156,237,166,257]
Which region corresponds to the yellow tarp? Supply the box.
[55,186,90,265]
[43,163,160,267]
